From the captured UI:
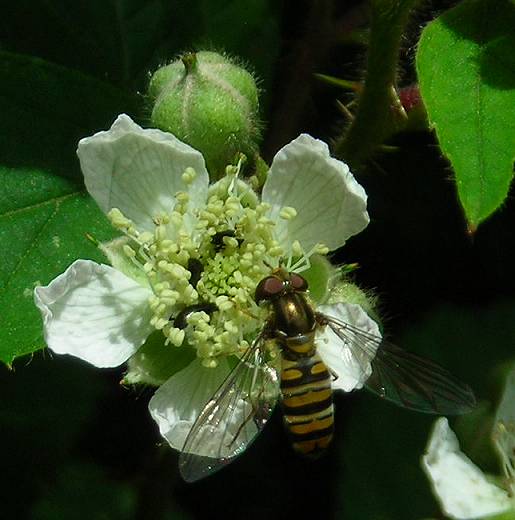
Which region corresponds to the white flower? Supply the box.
[34,114,375,453]
[422,370,515,519]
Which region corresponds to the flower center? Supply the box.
[106,165,325,367]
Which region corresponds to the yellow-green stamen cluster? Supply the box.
[106,165,325,368]
[493,421,515,496]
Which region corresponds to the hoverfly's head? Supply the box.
[255,270,309,303]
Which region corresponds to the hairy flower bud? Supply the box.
[327,273,380,325]
[148,51,261,179]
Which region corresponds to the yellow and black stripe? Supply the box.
[280,353,334,457]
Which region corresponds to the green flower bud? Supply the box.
[148,51,261,179]
[326,268,381,326]
[301,256,379,326]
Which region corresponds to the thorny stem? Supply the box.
[334,0,421,169]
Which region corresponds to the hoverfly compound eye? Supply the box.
[255,275,285,302]
[289,273,308,292]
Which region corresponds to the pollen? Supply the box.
[182,167,196,184]
[492,420,515,495]
[103,164,325,367]
[279,206,297,220]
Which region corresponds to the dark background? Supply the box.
[1,1,513,518]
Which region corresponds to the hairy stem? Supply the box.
[334,0,421,169]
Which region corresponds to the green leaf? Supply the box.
[0,168,116,365]
[2,1,281,93]
[0,52,140,364]
[0,51,138,180]
[416,0,515,230]
[1,1,180,88]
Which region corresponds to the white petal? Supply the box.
[77,114,209,231]
[262,134,369,252]
[422,418,512,519]
[316,303,380,392]
[148,359,231,454]
[34,259,154,368]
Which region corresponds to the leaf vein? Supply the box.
[0,193,81,294]
[0,191,81,219]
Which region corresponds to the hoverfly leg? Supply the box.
[228,406,256,448]
[174,302,217,329]
[228,385,266,448]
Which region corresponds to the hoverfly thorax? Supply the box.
[255,270,316,356]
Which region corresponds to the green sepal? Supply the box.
[123,331,196,387]
[302,255,334,305]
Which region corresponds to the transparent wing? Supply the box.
[178,333,280,483]
[318,313,476,415]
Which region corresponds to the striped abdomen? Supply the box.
[280,353,334,457]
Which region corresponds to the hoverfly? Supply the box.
[178,268,475,482]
